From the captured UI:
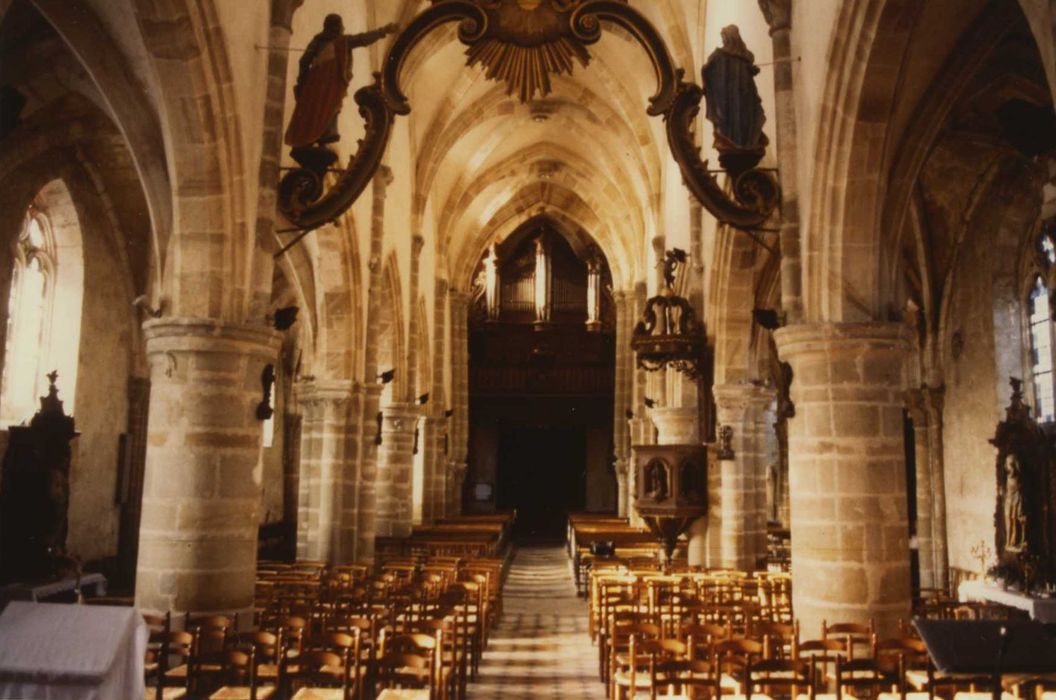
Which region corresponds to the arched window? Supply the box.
[1028,224,1056,423]
[1,208,56,425]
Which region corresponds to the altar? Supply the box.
[0,601,146,699]
[958,579,1056,623]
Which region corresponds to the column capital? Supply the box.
[713,382,775,413]
[758,0,792,32]
[903,384,945,421]
[381,402,420,430]
[295,378,362,406]
[143,317,281,359]
[774,321,912,366]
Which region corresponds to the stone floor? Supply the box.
[468,546,605,699]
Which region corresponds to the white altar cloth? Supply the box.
[0,601,146,699]
[958,579,1056,623]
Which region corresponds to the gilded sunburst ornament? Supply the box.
[455,0,593,102]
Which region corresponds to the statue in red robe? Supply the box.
[284,14,397,150]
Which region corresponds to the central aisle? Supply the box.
[469,546,605,699]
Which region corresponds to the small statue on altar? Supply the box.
[1004,453,1027,552]
[284,15,398,170]
[701,25,769,174]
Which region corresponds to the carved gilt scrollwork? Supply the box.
[277,0,780,237]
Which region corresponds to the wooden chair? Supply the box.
[614,637,687,700]
[410,616,461,700]
[822,619,875,661]
[238,631,282,687]
[747,654,815,700]
[608,620,662,694]
[144,612,171,692]
[638,657,723,700]
[209,648,277,700]
[189,628,231,695]
[753,619,800,660]
[833,655,898,700]
[376,632,440,700]
[796,639,845,694]
[713,637,765,696]
[285,649,355,700]
[158,630,195,695]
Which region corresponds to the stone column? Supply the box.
[627,281,652,527]
[136,319,280,617]
[613,290,635,516]
[759,0,803,323]
[294,379,361,561]
[714,383,774,571]
[774,322,912,638]
[355,167,393,562]
[375,402,418,536]
[425,279,449,522]
[448,290,471,514]
[419,415,443,522]
[356,384,381,560]
[905,385,948,591]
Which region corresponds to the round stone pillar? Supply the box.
[714,383,774,571]
[136,318,280,617]
[774,322,912,638]
[376,402,419,537]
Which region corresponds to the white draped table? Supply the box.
[958,579,1056,623]
[0,601,146,699]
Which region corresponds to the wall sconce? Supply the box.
[256,364,275,420]
[717,425,735,460]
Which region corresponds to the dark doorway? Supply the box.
[497,426,586,541]
[464,217,617,536]
[904,410,920,596]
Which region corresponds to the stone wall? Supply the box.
[941,228,1001,575]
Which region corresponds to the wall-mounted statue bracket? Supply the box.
[276,0,780,239]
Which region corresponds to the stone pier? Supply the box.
[375,402,419,536]
[774,322,912,638]
[136,318,280,617]
[714,383,774,571]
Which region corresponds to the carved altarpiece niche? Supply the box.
[989,378,1056,589]
[0,372,79,584]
